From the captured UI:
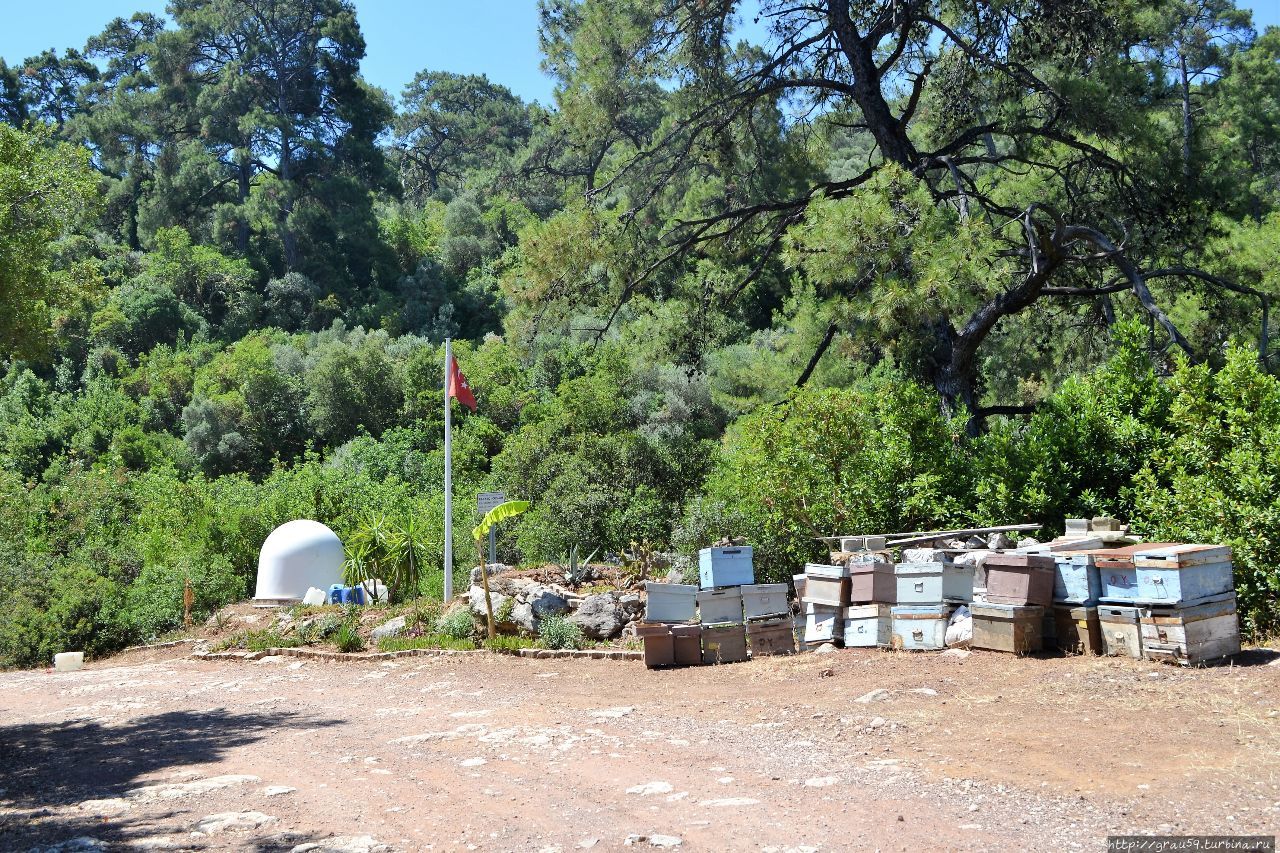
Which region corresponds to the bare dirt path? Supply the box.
[2,647,1278,852]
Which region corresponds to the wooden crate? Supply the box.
[670,624,703,666]
[1139,592,1240,665]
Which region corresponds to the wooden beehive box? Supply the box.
[804,602,844,644]
[698,546,754,589]
[702,623,748,664]
[983,554,1056,606]
[746,616,795,656]
[741,583,789,620]
[890,604,952,651]
[1139,591,1240,665]
[1097,603,1143,658]
[1131,544,1234,605]
[670,623,703,666]
[849,560,896,604]
[697,586,744,625]
[843,603,892,647]
[1052,604,1103,655]
[804,563,851,607]
[894,562,974,605]
[971,602,1044,655]
[1093,543,1179,602]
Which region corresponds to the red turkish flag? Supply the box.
[448,355,477,412]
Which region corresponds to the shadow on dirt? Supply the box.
[0,708,341,850]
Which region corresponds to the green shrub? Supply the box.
[538,615,584,650]
[334,621,365,653]
[377,634,476,652]
[436,606,477,640]
[484,634,536,653]
[242,629,300,651]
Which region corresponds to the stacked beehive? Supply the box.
[891,548,975,650]
[969,554,1054,654]
[639,545,794,667]
[1093,543,1241,664]
[800,536,898,647]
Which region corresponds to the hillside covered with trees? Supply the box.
[2,0,1279,667]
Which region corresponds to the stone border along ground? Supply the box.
[191,646,644,663]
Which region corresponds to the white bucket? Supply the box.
[54,652,84,672]
[302,587,327,606]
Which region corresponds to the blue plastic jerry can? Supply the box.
[350,585,366,605]
[328,584,346,605]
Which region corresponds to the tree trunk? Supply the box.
[1179,49,1193,180]
[827,4,918,169]
[237,153,252,254]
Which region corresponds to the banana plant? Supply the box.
[472,500,529,639]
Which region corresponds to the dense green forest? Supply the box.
[2,0,1279,667]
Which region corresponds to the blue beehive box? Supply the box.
[698,546,754,589]
[1131,544,1233,605]
[1053,553,1103,605]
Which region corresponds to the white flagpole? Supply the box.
[443,337,453,603]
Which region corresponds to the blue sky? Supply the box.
[1,1,1277,109]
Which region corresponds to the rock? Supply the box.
[370,616,406,641]
[512,584,572,633]
[868,716,886,729]
[468,586,511,626]
[194,811,277,833]
[664,567,684,584]
[1016,536,1041,548]
[569,593,627,640]
[912,687,939,697]
[626,781,674,796]
[290,836,390,853]
[855,689,890,703]
[262,786,296,797]
[470,563,510,586]
[963,536,988,550]
[902,548,949,564]
[649,836,683,848]
[939,648,972,659]
[618,593,644,616]
[814,643,837,654]
[987,532,1014,550]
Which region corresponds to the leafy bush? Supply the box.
[436,606,477,640]
[699,372,969,584]
[537,615,584,650]
[1130,347,1280,638]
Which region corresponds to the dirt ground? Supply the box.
[2,644,1278,852]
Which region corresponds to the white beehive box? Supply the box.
[644,582,698,623]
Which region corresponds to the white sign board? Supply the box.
[477,491,506,514]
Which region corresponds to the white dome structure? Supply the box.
[255,520,345,602]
